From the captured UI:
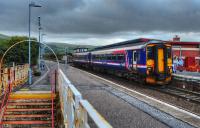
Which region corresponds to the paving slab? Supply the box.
[61,65,170,128]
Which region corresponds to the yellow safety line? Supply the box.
[9,93,56,99]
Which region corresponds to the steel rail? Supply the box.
[155,86,200,104]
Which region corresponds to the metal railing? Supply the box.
[0,64,29,123]
[58,69,112,128]
[50,69,56,128]
[0,64,29,97]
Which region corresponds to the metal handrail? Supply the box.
[0,64,29,97]
[50,70,56,128]
[0,64,29,126]
[80,100,112,128]
[58,69,112,128]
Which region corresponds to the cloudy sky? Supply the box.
[1,0,200,45]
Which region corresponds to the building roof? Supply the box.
[167,41,200,45]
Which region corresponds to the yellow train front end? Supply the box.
[146,43,172,85]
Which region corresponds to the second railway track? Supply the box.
[155,86,200,104]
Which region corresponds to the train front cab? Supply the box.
[146,43,172,85]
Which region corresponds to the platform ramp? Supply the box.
[0,91,55,128]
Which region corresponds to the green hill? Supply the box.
[0,34,9,39]
[46,42,97,54]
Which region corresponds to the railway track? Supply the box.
[155,86,200,104]
[68,65,200,116]
[72,65,200,104]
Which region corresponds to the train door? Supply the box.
[132,51,137,70]
[157,48,164,73]
[154,45,168,80]
[147,44,166,74]
[146,44,172,84]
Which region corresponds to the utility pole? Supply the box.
[38,16,41,71]
[28,2,41,85]
[28,2,31,85]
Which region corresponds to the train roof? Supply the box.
[92,38,163,52]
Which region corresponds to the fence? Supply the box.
[58,69,112,128]
[0,64,29,97]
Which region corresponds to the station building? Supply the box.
[167,35,200,69]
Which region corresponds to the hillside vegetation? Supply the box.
[47,42,96,54]
[0,33,97,64]
[0,34,38,66]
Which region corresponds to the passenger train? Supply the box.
[73,38,172,85]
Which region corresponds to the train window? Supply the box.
[95,55,98,60]
[92,55,95,60]
[99,55,102,60]
[167,47,171,58]
[100,55,104,60]
[102,55,106,60]
[107,55,112,60]
[133,52,137,61]
[93,55,97,60]
[147,47,154,59]
[117,54,125,61]
[112,55,117,61]
[96,55,100,60]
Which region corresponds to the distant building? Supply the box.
[73,48,89,53]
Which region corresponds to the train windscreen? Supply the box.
[147,46,154,59]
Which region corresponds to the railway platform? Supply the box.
[173,71,200,83]
[1,61,200,128]
[61,63,200,128]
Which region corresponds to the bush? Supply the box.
[34,71,41,76]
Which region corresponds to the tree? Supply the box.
[0,36,39,67]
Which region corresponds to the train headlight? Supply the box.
[147,67,153,75]
[147,67,152,70]
[168,66,172,73]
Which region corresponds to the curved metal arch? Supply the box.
[0,39,60,70]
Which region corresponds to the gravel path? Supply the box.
[61,64,169,128]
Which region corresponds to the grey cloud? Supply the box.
[1,0,200,35]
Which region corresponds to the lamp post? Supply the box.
[28,1,41,85]
[38,16,42,71]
